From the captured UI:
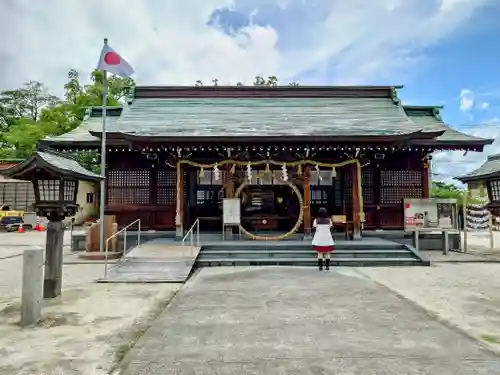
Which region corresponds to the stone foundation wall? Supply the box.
[71,230,459,252]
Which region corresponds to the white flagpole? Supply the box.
[99,38,108,253]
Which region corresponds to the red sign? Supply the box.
[405,217,416,226]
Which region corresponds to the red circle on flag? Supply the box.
[405,203,410,209]
[104,52,121,65]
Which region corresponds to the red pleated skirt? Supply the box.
[313,245,334,253]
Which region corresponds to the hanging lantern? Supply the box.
[213,163,221,181]
[199,167,205,178]
[331,166,337,178]
[297,164,302,176]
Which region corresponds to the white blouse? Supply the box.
[312,219,334,246]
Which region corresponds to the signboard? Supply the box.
[223,198,241,225]
[403,198,458,232]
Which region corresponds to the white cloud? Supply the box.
[0,0,493,95]
[432,118,500,185]
[480,102,490,110]
[460,89,475,112]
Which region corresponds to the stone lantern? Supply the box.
[1,148,102,298]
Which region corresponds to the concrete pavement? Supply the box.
[119,267,500,374]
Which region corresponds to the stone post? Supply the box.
[21,248,44,326]
[44,217,65,299]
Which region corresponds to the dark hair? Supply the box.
[316,207,330,224]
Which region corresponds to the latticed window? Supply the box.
[39,180,59,201]
[63,180,76,201]
[157,170,178,205]
[362,168,374,204]
[107,170,150,205]
[380,170,423,204]
[489,180,500,201]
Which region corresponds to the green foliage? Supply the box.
[71,150,101,175]
[195,76,298,87]
[431,181,465,200]
[430,180,483,206]
[0,70,135,163]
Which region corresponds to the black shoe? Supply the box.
[325,259,330,270]
[318,259,323,271]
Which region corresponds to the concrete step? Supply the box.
[198,249,416,259]
[195,257,426,267]
[201,243,407,251]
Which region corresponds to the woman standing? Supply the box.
[312,207,335,271]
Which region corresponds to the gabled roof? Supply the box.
[43,106,123,145]
[0,149,102,181]
[456,154,500,182]
[403,106,493,147]
[39,86,492,150]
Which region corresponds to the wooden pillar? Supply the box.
[303,166,312,238]
[175,161,184,238]
[423,159,430,198]
[352,163,362,240]
[225,165,234,198]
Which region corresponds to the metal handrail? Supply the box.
[181,218,200,259]
[103,218,141,279]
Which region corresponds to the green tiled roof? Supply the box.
[41,87,493,148]
[403,106,490,144]
[44,106,122,143]
[456,154,500,182]
[1,150,102,181]
[97,97,416,137]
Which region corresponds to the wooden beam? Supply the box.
[352,163,362,240]
[175,161,184,238]
[423,160,430,198]
[303,166,312,238]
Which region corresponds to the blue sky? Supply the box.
[208,1,500,128]
[205,0,500,182]
[1,0,499,182]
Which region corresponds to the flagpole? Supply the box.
[99,38,108,253]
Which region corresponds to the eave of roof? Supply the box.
[403,105,493,150]
[456,154,500,182]
[1,149,103,182]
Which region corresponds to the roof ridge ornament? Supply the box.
[390,87,401,105]
[432,107,442,121]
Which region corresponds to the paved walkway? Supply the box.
[120,267,500,374]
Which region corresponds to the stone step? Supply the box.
[198,249,416,259]
[196,257,427,267]
[201,243,407,251]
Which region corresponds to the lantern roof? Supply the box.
[0,148,103,182]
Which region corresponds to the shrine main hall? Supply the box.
[42,85,492,240]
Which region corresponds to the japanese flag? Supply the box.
[96,41,134,77]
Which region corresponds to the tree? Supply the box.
[431,181,465,200]
[0,69,135,161]
[0,81,58,123]
[253,75,267,86]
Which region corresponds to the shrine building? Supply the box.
[42,85,493,240]
[456,154,500,215]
